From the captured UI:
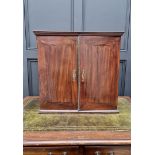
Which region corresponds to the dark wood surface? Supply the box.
[35,32,122,112]
[79,36,120,110]
[84,146,130,155]
[24,146,80,155]
[24,146,130,155]
[34,31,123,36]
[24,131,130,154]
[37,36,78,110]
[24,131,130,146]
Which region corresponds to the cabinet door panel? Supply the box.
[37,36,78,110]
[79,36,120,110]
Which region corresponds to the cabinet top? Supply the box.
[34,31,123,36]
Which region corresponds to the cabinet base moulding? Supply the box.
[39,109,119,114]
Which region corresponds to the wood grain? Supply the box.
[24,131,130,146]
[84,146,130,155]
[37,36,78,110]
[79,36,121,110]
[24,146,130,155]
[24,146,80,155]
[35,32,123,111]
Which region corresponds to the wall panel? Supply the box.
[23,0,131,97]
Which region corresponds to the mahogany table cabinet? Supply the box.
[34,32,123,113]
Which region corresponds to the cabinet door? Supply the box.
[79,36,120,110]
[37,36,78,110]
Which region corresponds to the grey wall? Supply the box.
[23,0,131,97]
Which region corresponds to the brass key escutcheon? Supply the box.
[81,69,85,82]
[72,69,77,81]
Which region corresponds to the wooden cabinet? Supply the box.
[24,146,130,155]
[34,32,123,113]
[84,146,131,155]
[24,146,80,155]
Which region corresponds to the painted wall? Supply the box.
[23,0,131,97]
